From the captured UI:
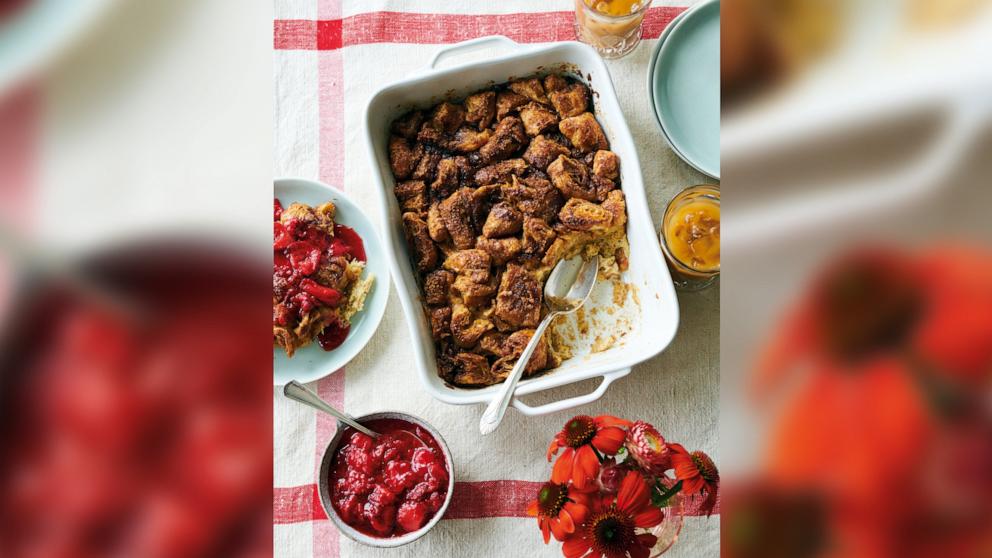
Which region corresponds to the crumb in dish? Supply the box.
[273,198,374,356]
[330,418,449,537]
[389,74,630,388]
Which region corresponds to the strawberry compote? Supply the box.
[330,418,450,538]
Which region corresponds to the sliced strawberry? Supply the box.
[273,222,292,250]
[286,242,321,275]
[274,198,283,220]
[300,279,342,306]
[397,501,429,533]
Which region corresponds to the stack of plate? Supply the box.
[646,0,720,179]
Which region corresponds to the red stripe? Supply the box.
[274,19,316,50]
[273,7,685,51]
[273,483,325,524]
[274,480,719,524]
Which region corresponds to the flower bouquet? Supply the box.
[529,416,719,558]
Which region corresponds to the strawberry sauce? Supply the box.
[330,418,450,538]
[273,198,367,351]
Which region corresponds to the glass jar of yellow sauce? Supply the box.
[574,0,652,59]
[660,184,720,291]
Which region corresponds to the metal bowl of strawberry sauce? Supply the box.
[317,412,455,547]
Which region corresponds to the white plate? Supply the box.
[273,178,390,386]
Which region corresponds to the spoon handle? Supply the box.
[479,313,557,435]
[284,380,379,438]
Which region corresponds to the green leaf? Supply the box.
[651,480,683,508]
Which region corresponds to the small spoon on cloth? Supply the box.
[479,254,600,435]
[284,380,380,438]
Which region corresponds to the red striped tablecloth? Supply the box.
[272,2,718,557]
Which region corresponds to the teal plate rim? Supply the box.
[649,0,720,179]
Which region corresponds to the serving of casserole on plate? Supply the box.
[365,37,680,415]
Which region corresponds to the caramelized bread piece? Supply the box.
[503,175,564,222]
[395,180,427,214]
[443,248,491,276]
[429,306,452,340]
[600,189,628,228]
[509,78,549,104]
[549,82,590,118]
[494,264,542,330]
[479,116,527,163]
[543,74,568,93]
[548,155,598,201]
[452,352,497,386]
[450,303,494,348]
[446,126,492,153]
[592,150,620,180]
[482,202,523,238]
[522,134,570,171]
[476,236,522,266]
[426,203,449,242]
[417,120,445,145]
[502,329,549,375]
[389,136,420,180]
[559,112,608,153]
[478,331,508,356]
[522,216,556,256]
[464,91,496,130]
[437,188,477,249]
[423,269,454,306]
[519,103,559,137]
[391,110,424,139]
[431,157,460,199]
[474,158,528,185]
[496,91,529,120]
[411,149,441,182]
[558,198,615,232]
[444,249,496,307]
[592,175,617,201]
[431,101,466,134]
[558,189,627,232]
[402,212,439,272]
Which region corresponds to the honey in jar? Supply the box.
[660,184,720,290]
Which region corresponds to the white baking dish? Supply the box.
[363,36,680,416]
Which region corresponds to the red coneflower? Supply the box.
[561,471,664,558]
[527,482,591,544]
[548,415,632,490]
[670,444,719,516]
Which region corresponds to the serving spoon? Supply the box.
[284,380,380,438]
[479,254,600,435]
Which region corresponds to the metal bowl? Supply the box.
[316,411,455,548]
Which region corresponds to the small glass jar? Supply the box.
[659,184,720,291]
[574,0,652,59]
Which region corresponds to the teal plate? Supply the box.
[651,0,720,178]
[273,178,390,386]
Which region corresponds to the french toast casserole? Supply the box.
[389,73,630,388]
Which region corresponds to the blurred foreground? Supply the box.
[0,0,271,556]
[723,1,992,557]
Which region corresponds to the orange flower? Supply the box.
[527,482,591,544]
[548,415,632,490]
[561,471,663,558]
[670,444,719,495]
[670,444,719,516]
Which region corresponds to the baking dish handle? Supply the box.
[510,368,631,417]
[425,35,522,72]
